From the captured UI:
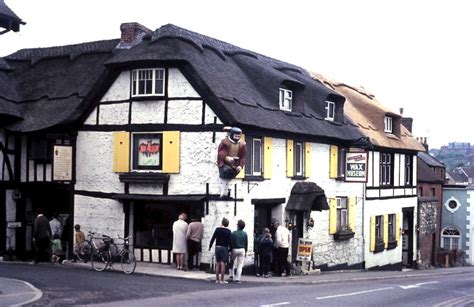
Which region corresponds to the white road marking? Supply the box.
[260,302,291,307]
[398,281,439,289]
[316,287,393,300]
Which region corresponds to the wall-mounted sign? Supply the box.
[53,145,72,181]
[7,222,22,228]
[345,152,368,182]
[296,238,313,261]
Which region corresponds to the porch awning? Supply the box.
[286,182,329,212]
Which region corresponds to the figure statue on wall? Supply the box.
[217,127,246,197]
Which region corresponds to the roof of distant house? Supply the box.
[418,151,445,168]
[417,157,444,183]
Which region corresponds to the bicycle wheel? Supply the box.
[120,249,136,274]
[91,248,109,272]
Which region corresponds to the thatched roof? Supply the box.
[0,0,25,33]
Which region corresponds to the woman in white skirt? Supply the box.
[172,213,188,270]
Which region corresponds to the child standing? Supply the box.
[74,224,86,262]
[51,234,64,264]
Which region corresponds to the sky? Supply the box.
[1,0,473,149]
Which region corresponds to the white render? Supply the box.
[167,68,199,98]
[84,107,97,125]
[167,100,203,125]
[74,195,124,236]
[98,103,129,125]
[131,100,165,124]
[76,131,124,193]
[101,71,131,102]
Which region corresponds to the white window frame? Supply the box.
[336,197,348,231]
[294,141,304,177]
[384,116,393,133]
[444,197,461,213]
[325,101,335,121]
[380,152,393,186]
[252,137,263,176]
[441,226,461,250]
[131,68,165,97]
[279,88,292,111]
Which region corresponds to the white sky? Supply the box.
[2,0,473,149]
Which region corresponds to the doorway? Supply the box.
[402,207,414,267]
[289,210,304,262]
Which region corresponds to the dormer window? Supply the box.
[279,88,292,111]
[384,116,393,133]
[325,101,335,121]
[132,68,165,97]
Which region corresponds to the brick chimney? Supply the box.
[116,22,152,49]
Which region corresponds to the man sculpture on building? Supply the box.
[217,127,246,197]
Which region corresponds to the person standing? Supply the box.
[230,219,248,283]
[49,212,62,237]
[33,208,52,263]
[209,217,232,284]
[172,213,188,270]
[274,220,291,277]
[259,232,273,278]
[73,224,86,262]
[186,216,203,271]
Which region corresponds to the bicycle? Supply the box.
[90,234,137,274]
[81,231,109,272]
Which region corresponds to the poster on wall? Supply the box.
[296,238,313,261]
[345,152,368,182]
[137,136,161,167]
[53,145,72,181]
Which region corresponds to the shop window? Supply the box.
[132,133,162,170]
[132,68,165,97]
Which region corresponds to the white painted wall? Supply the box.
[98,103,129,125]
[168,68,200,98]
[364,197,418,268]
[101,71,131,102]
[131,100,165,124]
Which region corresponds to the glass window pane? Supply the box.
[155,79,164,94]
[253,139,262,174]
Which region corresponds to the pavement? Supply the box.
[1,259,474,306]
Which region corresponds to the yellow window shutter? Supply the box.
[263,137,272,179]
[370,215,376,252]
[329,145,338,179]
[235,134,245,179]
[305,142,311,178]
[329,198,337,234]
[348,197,356,232]
[286,139,294,177]
[162,131,180,173]
[113,131,130,173]
[383,214,389,248]
[396,213,401,242]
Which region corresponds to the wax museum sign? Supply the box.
[345,152,368,182]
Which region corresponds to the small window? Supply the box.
[279,88,292,111]
[294,141,304,177]
[418,187,423,197]
[388,214,396,242]
[441,226,461,250]
[380,152,393,186]
[336,197,348,231]
[445,197,460,213]
[132,133,162,170]
[405,155,413,186]
[375,215,383,242]
[245,136,263,177]
[337,147,347,178]
[430,187,436,197]
[325,101,335,121]
[384,116,393,133]
[132,69,165,97]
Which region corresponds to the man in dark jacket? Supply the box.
[33,208,52,263]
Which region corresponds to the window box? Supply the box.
[290,176,307,180]
[387,240,398,250]
[374,240,385,253]
[119,172,170,184]
[334,228,355,241]
[243,175,265,182]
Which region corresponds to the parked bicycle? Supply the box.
[75,231,109,271]
[89,234,137,274]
